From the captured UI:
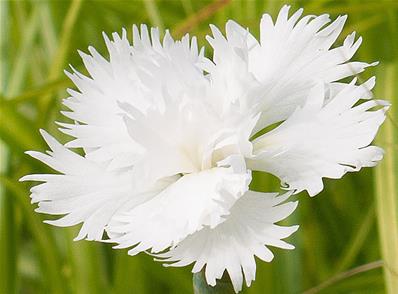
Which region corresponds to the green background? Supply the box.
[1,0,398,293]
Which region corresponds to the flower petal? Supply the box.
[60,30,143,169]
[107,164,251,255]
[60,26,206,170]
[206,5,377,134]
[119,65,261,185]
[155,191,298,293]
[20,130,169,241]
[248,78,388,196]
[204,21,261,116]
[252,5,376,130]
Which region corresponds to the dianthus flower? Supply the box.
[22,5,388,292]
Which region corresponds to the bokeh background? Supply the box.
[1,0,398,293]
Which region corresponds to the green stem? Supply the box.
[193,270,235,294]
[303,260,383,294]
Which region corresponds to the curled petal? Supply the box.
[107,164,251,255]
[155,191,298,293]
[249,79,388,196]
[20,131,140,241]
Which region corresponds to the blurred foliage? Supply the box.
[1,0,398,293]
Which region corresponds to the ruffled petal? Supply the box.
[155,191,298,293]
[60,30,142,169]
[252,5,376,130]
[248,78,388,196]
[20,130,173,241]
[122,99,259,188]
[204,21,262,116]
[60,26,207,170]
[107,163,251,256]
[206,5,377,134]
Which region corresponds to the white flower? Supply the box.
[21,5,388,293]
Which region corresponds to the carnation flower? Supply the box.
[21,5,388,292]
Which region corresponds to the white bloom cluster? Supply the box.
[22,6,388,292]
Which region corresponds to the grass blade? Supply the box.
[173,0,231,37]
[0,150,16,294]
[303,260,383,294]
[143,0,164,31]
[0,2,16,292]
[5,78,72,104]
[5,6,40,97]
[374,63,398,294]
[66,232,111,294]
[113,252,147,294]
[39,0,83,121]
[334,205,375,273]
[0,104,43,151]
[0,176,66,293]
